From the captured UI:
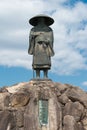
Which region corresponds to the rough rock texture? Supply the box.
[0,80,87,130]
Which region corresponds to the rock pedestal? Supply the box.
[0,80,87,130]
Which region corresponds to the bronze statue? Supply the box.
[28,14,54,79]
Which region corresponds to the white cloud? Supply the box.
[0,49,32,69]
[0,0,87,75]
[82,81,87,86]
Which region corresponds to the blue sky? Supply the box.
[0,0,87,91]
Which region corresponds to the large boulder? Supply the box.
[63,101,84,122]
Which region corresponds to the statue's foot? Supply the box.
[44,75,48,79]
[36,76,40,79]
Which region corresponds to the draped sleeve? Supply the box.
[28,28,35,55]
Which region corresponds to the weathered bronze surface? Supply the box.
[28,14,54,78]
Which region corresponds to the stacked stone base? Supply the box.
[0,80,87,130]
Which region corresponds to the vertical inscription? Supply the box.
[39,100,48,125]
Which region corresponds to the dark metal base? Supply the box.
[30,78,52,82]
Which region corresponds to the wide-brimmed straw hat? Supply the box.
[29,14,54,26]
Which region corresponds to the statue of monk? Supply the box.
[28,14,54,79]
